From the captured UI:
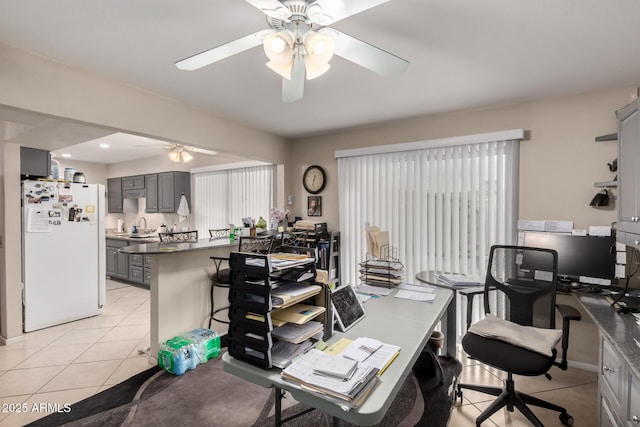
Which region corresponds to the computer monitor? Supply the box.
[522,232,616,284]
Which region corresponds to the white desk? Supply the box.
[222,286,454,426]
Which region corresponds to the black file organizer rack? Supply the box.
[360,245,405,289]
[228,247,329,369]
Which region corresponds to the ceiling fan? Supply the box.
[175,0,409,103]
[138,143,218,163]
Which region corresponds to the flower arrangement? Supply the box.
[269,208,290,228]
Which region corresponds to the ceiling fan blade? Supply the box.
[186,146,218,156]
[307,0,391,25]
[321,29,409,77]
[282,56,305,103]
[244,0,292,21]
[176,29,273,71]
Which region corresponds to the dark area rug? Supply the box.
[28,348,461,427]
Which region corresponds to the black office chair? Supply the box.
[158,230,198,242]
[208,233,276,329]
[456,245,581,427]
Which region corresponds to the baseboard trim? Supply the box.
[566,359,598,373]
[0,334,25,346]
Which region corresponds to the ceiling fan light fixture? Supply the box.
[304,57,330,80]
[266,60,293,80]
[168,148,181,163]
[264,32,294,65]
[181,150,193,162]
[304,31,335,64]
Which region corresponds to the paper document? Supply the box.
[356,284,394,296]
[398,283,435,293]
[394,290,436,302]
[437,273,484,287]
[342,337,383,362]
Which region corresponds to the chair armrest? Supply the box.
[554,304,582,370]
[556,303,581,322]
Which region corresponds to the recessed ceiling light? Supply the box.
[99,143,110,148]
[61,153,72,158]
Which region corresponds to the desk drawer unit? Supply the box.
[601,337,624,413]
[628,374,640,425]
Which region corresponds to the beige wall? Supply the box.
[290,88,625,231]
[0,44,291,341]
[289,86,630,367]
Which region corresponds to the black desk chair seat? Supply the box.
[456,245,580,427]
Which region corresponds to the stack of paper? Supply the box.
[271,320,324,344]
[271,304,325,326]
[271,283,322,308]
[325,337,401,377]
[437,273,484,287]
[270,340,316,369]
[281,349,379,404]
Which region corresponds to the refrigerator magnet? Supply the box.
[85,205,95,214]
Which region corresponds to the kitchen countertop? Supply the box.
[119,237,239,254]
[106,232,160,244]
[577,293,640,379]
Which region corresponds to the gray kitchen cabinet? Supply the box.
[20,146,51,178]
[122,175,145,190]
[598,335,640,426]
[144,255,152,285]
[106,239,129,279]
[107,178,123,213]
[145,174,159,213]
[158,171,191,213]
[617,97,640,241]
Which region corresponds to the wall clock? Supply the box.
[303,165,326,194]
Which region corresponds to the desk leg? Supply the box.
[275,387,283,427]
[442,292,457,357]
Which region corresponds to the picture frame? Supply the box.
[308,196,322,216]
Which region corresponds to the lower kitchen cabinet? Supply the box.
[106,239,152,286]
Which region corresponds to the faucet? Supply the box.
[138,216,147,233]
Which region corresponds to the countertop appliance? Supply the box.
[22,180,106,332]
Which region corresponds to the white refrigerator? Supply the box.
[22,180,106,332]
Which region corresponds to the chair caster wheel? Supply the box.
[455,388,463,402]
[559,412,574,426]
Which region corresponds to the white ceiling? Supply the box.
[1,0,640,147]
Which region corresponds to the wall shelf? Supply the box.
[595,133,617,142]
[594,180,617,188]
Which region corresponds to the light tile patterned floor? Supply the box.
[0,280,598,426]
[0,280,152,426]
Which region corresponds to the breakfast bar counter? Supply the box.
[121,238,238,360]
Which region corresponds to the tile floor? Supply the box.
[0,280,152,426]
[0,279,599,426]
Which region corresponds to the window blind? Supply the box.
[193,165,275,236]
[337,131,521,336]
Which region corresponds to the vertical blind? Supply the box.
[193,165,275,237]
[337,133,521,335]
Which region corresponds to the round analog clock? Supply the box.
[303,165,327,194]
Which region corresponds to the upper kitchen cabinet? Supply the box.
[20,147,51,179]
[145,174,159,213]
[122,175,145,190]
[617,98,640,244]
[107,178,123,213]
[157,171,191,213]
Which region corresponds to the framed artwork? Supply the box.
[308,196,322,216]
